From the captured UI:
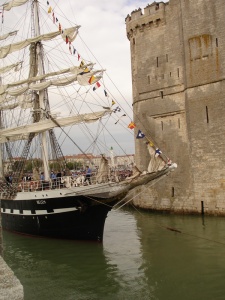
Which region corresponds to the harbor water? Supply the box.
[2,207,225,300]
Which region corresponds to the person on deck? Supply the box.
[5,174,12,185]
[56,170,62,187]
[85,166,92,185]
[50,171,56,188]
[40,172,45,189]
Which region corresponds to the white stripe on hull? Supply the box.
[1,207,78,216]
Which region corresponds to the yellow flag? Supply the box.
[48,6,52,13]
[79,60,85,68]
[83,67,89,73]
[111,100,116,106]
[88,75,95,84]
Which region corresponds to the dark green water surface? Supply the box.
[2,208,225,300]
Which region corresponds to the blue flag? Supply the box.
[136,130,145,139]
[155,148,162,157]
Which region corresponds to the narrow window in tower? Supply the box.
[157,57,159,67]
[178,118,180,128]
[166,54,168,62]
[160,91,163,98]
[206,106,209,123]
[216,38,218,47]
[133,38,135,45]
[172,187,175,197]
[170,72,172,77]
[148,75,150,84]
[156,18,161,26]
[177,68,180,77]
[161,121,163,131]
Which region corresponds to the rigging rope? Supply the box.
[130,204,225,246]
[113,171,170,211]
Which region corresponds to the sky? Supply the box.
[0,0,160,156]
[57,0,158,155]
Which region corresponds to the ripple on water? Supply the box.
[3,208,225,300]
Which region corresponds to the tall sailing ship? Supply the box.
[0,0,176,241]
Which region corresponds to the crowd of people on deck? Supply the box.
[3,165,133,191]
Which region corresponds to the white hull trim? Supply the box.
[1,207,78,216]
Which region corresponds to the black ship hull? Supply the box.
[0,167,175,241]
[1,194,116,242]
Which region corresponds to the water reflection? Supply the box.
[104,210,152,300]
[3,209,148,300]
[3,208,225,300]
[129,209,225,300]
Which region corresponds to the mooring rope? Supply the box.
[113,172,169,211]
[130,204,225,246]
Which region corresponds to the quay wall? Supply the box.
[0,214,24,300]
[126,0,225,215]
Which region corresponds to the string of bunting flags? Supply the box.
[1,1,169,163]
[46,1,113,100]
[45,1,132,126]
[0,9,3,24]
[46,1,82,61]
[45,2,141,139]
[127,123,171,162]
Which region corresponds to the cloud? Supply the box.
[0,0,161,156]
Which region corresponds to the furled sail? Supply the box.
[0,134,30,143]
[96,155,109,183]
[77,72,102,86]
[0,67,103,101]
[3,0,29,11]
[0,109,112,143]
[0,30,17,41]
[0,102,18,110]
[0,27,78,59]
[147,143,165,172]
[0,61,22,74]
[0,94,33,110]
[61,26,80,43]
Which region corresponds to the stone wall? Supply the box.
[126,0,225,215]
[0,214,24,300]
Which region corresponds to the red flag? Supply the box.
[78,54,80,61]
[59,23,61,32]
[128,122,136,130]
[52,13,55,24]
[93,82,101,91]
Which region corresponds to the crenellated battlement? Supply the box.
[125,1,169,40]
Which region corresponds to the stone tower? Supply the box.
[126,0,225,215]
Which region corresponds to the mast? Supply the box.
[33,0,49,180]
[0,111,3,178]
[0,73,2,176]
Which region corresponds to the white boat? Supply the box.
[0,0,176,241]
